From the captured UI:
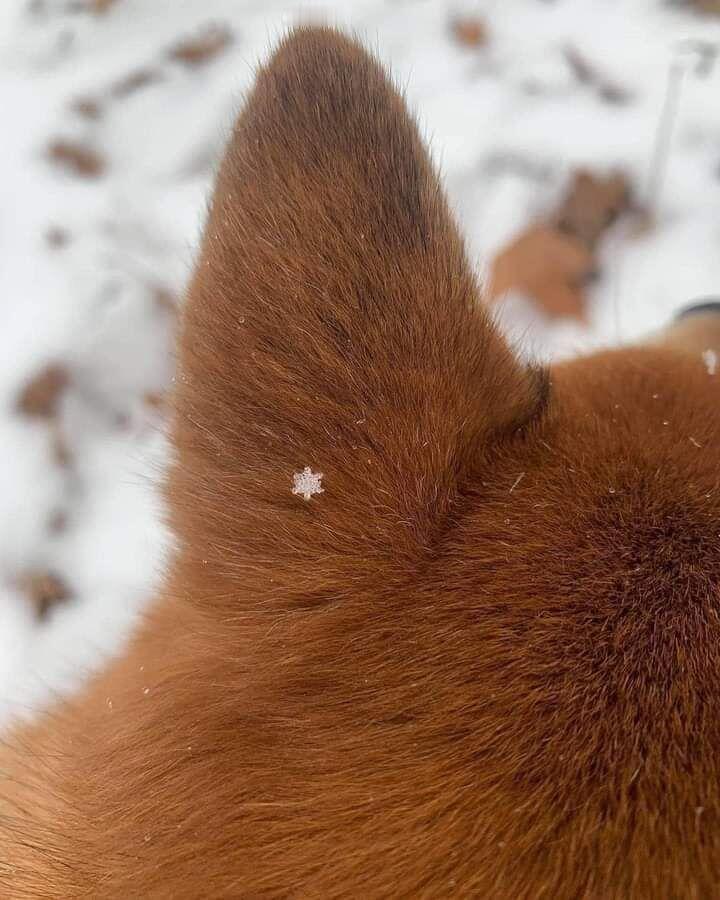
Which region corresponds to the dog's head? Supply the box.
[166,27,720,896]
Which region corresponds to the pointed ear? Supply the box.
[171,27,543,603]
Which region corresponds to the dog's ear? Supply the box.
[171,26,543,605]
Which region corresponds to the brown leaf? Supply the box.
[555,169,632,249]
[51,423,73,468]
[564,45,595,84]
[598,83,631,105]
[45,226,71,249]
[153,285,178,312]
[627,207,655,238]
[63,0,119,12]
[114,411,132,432]
[16,364,70,418]
[70,96,103,119]
[84,0,119,12]
[489,224,595,322]
[450,16,488,48]
[143,391,166,412]
[20,571,72,622]
[168,24,233,67]
[564,46,631,105]
[111,67,162,98]
[692,0,720,13]
[47,509,69,534]
[48,139,105,178]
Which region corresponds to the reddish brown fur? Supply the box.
[3,26,720,898]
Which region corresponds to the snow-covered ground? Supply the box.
[1,0,719,727]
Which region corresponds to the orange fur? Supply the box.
[3,26,720,898]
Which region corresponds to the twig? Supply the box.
[644,61,685,216]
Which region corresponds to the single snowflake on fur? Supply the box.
[292,466,324,501]
[702,348,717,376]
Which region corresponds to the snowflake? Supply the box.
[292,466,324,501]
[702,348,717,376]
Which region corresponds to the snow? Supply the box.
[703,348,718,375]
[1,0,719,728]
[292,467,325,501]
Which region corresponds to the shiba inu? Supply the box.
[2,25,720,898]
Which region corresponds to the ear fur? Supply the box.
[170,26,541,607]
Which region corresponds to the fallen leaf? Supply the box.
[627,207,656,239]
[564,45,631,105]
[564,45,595,84]
[45,226,71,249]
[47,509,68,534]
[168,24,233,67]
[111,67,162,98]
[51,423,73,468]
[555,169,632,248]
[70,96,103,119]
[143,391,166,412]
[489,224,595,321]
[114,411,132,431]
[48,139,105,178]
[16,364,70,418]
[20,571,72,622]
[450,16,488,48]
[598,83,631,104]
[692,0,720,13]
[153,285,178,312]
[84,0,119,12]
[63,0,120,12]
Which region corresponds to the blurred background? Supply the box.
[1,0,719,724]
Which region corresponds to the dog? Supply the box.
[2,25,720,898]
